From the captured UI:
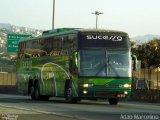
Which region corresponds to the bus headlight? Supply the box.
[123,84,131,88]
[80,83,94,88]
[124,91,128,95]
[83,90,88,94]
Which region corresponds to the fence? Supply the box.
[0,72,16,85]
[133,68,160,89]
[131,67,160,102]
[0,72,17,94]
[131,89,160,103]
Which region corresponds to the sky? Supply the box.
[0,0,160,37]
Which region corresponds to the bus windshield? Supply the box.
[79,50,131,77]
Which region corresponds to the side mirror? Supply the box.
[73,51,78,67]
[69,51,78,75]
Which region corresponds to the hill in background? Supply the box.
[0,23,43,53]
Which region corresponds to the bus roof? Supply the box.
[19,28,128,42]
[43,28,127,35]
[77,29,127,34]
[42,28,78,35]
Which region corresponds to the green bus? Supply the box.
[17,28,132,104]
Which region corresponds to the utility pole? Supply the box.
[92,11,103,29]
[52,0,55,29]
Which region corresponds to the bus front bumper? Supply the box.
[79,89,131,99]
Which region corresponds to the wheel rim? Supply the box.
[66,88,72,99]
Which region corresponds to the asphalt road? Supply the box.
[0,94,159,120]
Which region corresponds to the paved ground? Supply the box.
[0,94,159,120]
[0,103,81,120]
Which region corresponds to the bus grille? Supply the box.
[95,91,117,98]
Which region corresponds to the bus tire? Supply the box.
[65,83,77,104]
[28,80,35,100]
[34,82,40,100]
[30,85,35,100]
[108,98,118,105]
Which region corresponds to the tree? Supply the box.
[130,39,138,57]
[138,38,160,68]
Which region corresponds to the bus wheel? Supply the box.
[34,82,40,100]
[65,85,77,103]
[108,98,118,105]
[30,85,35,100]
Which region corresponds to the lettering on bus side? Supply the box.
[86,35,123,41]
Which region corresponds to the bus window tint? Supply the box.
[107,51,131,77]
[79,50,131,77]
[80,50,106,76]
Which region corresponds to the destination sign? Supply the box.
[78,33,130,49]
[86,35,123,41]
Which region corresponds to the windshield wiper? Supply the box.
[108,57,120,77]
[95,64,107,76]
